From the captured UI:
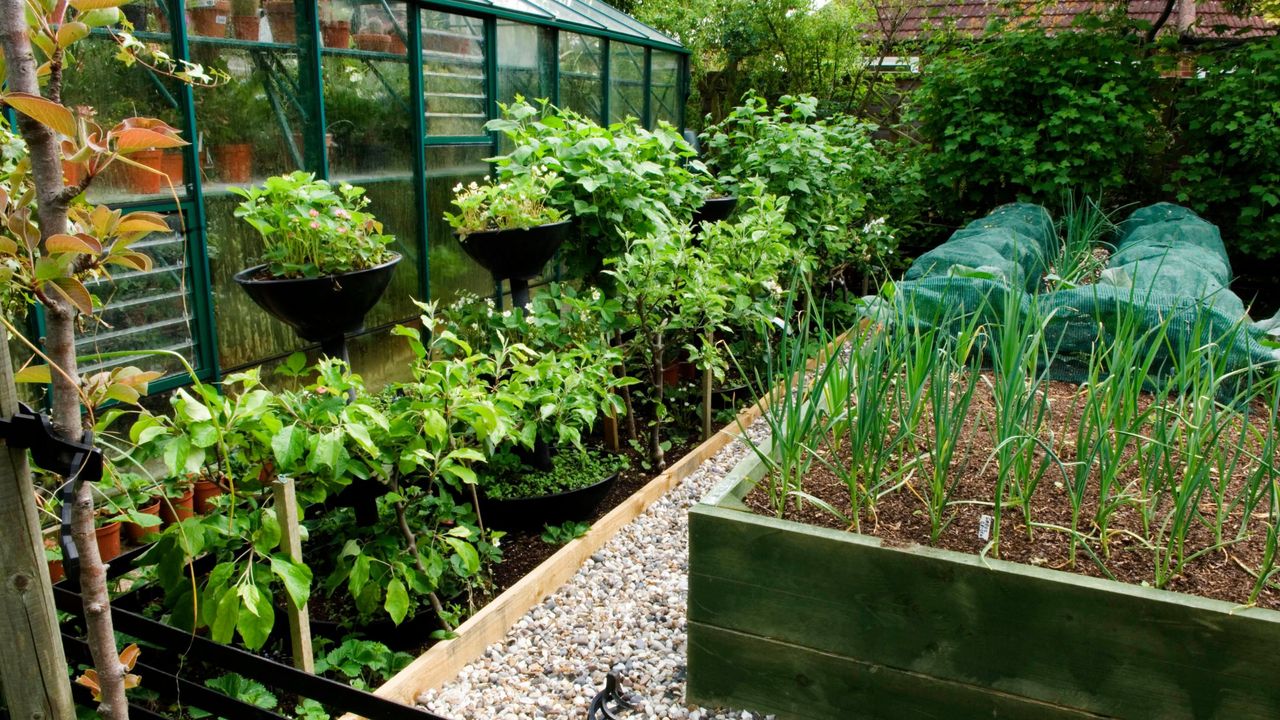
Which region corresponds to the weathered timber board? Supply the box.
[688,502,1280,720]
[687,621,1110,720]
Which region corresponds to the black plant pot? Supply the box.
[711,383,751,411]
[455,221,571,307]
[692,195,738,230]
[478,472,619,530]
[233,253,401,354]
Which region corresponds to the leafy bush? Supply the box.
[910,28,1165,225]
[486,99,711,277]
[233,171,395,277]
[700,93,899,283]
[445,165,566,236]
[1169,37,1280,258]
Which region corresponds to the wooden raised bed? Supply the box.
[687,447,1280,720]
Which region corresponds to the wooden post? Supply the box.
[272,477,314,673]
[0,324,75,718]
[602,410,620,452]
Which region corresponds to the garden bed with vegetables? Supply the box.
[689,203,1280,719]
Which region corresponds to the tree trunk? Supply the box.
[0,2,130,717]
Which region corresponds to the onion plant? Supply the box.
[985,294,1061,557]
[920,314,983,543]
[738,283,843,518]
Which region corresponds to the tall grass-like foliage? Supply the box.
[738,286,844,518]
[985,295,1061,556]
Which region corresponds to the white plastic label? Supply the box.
[978,514,993,541]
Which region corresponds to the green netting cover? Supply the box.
[866,202,1280,379]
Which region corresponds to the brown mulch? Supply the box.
[744,371,1280,609]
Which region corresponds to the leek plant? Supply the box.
[738,286,842,518]
[985,294,1061,557]
[820,319,914,530]
[920,316,983,543]
[1045,195,1115,291]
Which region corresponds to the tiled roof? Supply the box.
[875,1,1277,41]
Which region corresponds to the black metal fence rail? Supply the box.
[54,586,449,720]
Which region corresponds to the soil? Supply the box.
[489,436,696,593]
[744,371,1280,610]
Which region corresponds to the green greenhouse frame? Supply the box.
[36,0,688,393]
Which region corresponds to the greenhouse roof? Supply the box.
[433,0,688,52]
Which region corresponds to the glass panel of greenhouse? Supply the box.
[54,0,686,392]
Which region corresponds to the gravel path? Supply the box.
[419,426,774,720]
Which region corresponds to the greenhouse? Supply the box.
[58,0,688,391]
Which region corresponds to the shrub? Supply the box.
[1168,37,1280,259]
[910,28,1165,224]
[700,93,900,285]
[486,99,711,278]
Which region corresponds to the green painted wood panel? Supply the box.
[688,494,1280,720]
[687,622,1108,720]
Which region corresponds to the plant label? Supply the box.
[978,514,993,541]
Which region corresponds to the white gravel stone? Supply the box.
[419,424,775,720]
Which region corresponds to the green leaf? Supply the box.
[270,555,312,611]
[444,536,480,575]
[272,423,305,468]
[237,584,275,650]
[384,577,409,625]
[210,587,240,644]
[348,552,370,598]
[253,511,281,553]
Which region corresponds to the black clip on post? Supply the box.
[0,402,104,586]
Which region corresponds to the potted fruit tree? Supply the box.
[231,171,400,358]
[446,164,569,308]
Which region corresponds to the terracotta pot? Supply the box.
[95,521,122,562]
[265,0,295,43]
[387,33,406,55]
[662,363,681,387]
[124,498,162,544]
[321,19,349,48]
[160,488,195,526]
[162,150,185,187]
[188,0,230,37]
[231,13,260,40]
[45,538,63,584]
[213,143,253,184]
[194,479,225,514]
[352,33,390,53]
[123,149,164,195]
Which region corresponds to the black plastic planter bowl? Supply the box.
[455,220,571,281]
[233,253,401,345]
[478,472,619,530]
[693,195,738,229]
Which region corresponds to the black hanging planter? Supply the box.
[477,472,619,530]
[233,253,402,358]
[455,220,571,307]
[692,195,738,230]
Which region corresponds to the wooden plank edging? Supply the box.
[345,331,850,717]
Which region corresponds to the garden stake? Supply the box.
[272,476,314,672]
